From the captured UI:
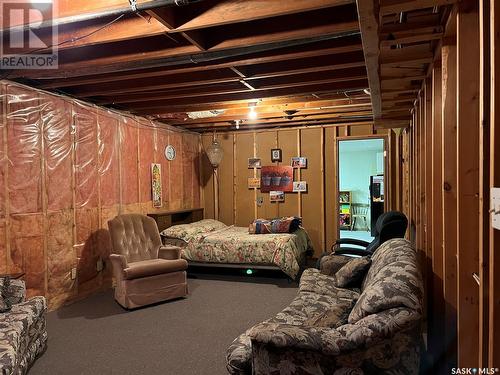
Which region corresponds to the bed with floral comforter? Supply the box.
[161,219,313,280]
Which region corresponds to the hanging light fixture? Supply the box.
[248,102,258,120]
[206,134,224,168]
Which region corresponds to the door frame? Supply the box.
[335,135,389,239]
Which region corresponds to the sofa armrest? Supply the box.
[0,278,26,305]
[247,322,343,355]
[158,246,182,260]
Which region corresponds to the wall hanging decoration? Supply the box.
[164,144,176,160]
[291,157,307,168]
[260,166,293,192]
[271,148,282,162]
[248,158,261,168]
[151,163,162,208]
[248,177,261,189]
[293,181,307,192]
[205,133,224,220]
[270,191,285,203]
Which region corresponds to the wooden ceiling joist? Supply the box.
[380,0,457,16]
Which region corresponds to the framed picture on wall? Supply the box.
[151,163,162,208]
[270,191,285,202]
[271,148,282,162]
[248,177,261,189]
[248,158,261,168]
[291,157,307,168]
[260,166,293,193]
[293,181,307,192]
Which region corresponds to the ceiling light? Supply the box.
[248,103,258,120]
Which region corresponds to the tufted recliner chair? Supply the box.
[108,214,188,309]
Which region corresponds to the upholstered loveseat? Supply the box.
[226,238,423,374]
[0,279,47,374]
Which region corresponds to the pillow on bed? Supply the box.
[161,219,227,242]
[249,217,302,234]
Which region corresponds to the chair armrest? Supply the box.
[333,247,373,257]
[109,254,128,270]
[334,238,370,248]
[158,246,182,260]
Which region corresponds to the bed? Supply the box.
[160,219,313,280]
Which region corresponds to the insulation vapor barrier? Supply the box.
[0,81,201,310]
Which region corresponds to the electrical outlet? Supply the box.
[96,258,103,272]
[492,188,500,230]
[71,267,77,280]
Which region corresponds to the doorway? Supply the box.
[337,138,385,242]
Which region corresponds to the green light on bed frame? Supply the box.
[246,269,254,275]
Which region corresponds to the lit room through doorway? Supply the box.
[338,138,385,242]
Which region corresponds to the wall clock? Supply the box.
[165,145,176,161]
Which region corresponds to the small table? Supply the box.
[0,273,25,280]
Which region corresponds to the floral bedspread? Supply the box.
[179,225,312,279]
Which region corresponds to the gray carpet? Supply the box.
[29,272,298,375]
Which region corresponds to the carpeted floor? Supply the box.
[29,271,298,375]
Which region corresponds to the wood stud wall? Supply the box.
[402,0,500,369]
[201,124,394,257]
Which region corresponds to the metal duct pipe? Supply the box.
[7,0,205,30]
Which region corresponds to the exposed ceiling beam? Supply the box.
[36,35,363,88]
[379,0,457,16]
[171,0,355,32]
[380,31,443,47]
[356,0,382,119]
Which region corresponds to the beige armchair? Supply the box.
[108,214,188,309]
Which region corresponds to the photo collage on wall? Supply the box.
[247,150,308,202]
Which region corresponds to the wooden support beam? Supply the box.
[380,0,458,16]
[441,40,458,370]
[430,61,445,370]
[488,0,500,367]
[380,32,443,48]
[356,0,382,120]
[456,0,480,367]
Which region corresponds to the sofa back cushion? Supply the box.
[348,239,423,324]
[335,257,371,288]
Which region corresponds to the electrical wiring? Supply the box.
[0,13,127,80]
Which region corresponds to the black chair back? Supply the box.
[365,211,408,253]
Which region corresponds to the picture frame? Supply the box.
[151,163,162,208]
[293,181,307,192]
[248,158,261,168]
[269,191,285,203]
[271,148,282,162]
[248,177,261,189]
[260,166,293,193]
[291,157,307,168]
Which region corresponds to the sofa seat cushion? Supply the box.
[123,258,188,280]
[299,268,361,299]
[303,298,356,328]
[0,297,47,374]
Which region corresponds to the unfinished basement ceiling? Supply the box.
[1,0,454,132]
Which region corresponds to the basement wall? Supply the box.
[0,81,201,310]
[401,0,500,369]
[201,123,402,257]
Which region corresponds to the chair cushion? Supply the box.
[299,268,360,299]
[335,257,371,288]
[123,259,188,280]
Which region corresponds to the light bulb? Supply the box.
[248,107,257,120]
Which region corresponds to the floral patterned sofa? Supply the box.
[0,279,47,374]
[226,238,423,375]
